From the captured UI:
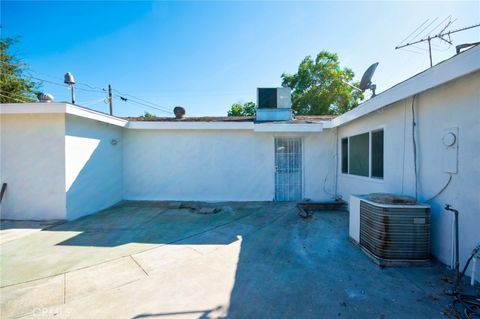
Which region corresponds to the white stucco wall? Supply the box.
[123,129,335,202]
[303,130,337,201]
[336,71,480,278]
[0,113,67,220]
[65,114,123,220]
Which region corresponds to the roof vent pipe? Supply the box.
[174,106,186,119]
[64,72,76,104]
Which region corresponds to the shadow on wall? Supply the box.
[65,122,123,220]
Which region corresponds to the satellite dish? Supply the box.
[359,62,379,96]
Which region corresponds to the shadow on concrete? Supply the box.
[132,306,223,318]
[53,201,262,247]
[3,201,457,318]
[220,209,454,318]
[55,202,453,318]
[0,219,64,231]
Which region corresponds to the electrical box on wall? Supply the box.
[442,127,458,174]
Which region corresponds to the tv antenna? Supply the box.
[395,17,480,67]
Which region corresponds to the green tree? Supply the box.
[142,111,155,118]
[0,38,40,103]
[281,51,363,115]
[227,101,255,116]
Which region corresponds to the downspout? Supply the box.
[334,126,339,199]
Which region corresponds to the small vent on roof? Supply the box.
[37,93,54,103]
[174,106,186,119]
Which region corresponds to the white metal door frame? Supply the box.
[274,137,303,201]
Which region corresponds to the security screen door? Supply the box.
[275,137,303,201]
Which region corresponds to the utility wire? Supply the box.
[26,73,105,94]
[112,88,172,113]
[81,97,108,107]
[4,61,169,113]
[112,95,172,114]
[425,174,453,202]
[22,71,173,114]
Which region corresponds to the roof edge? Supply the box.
[329,45,480,128]
[1,103,128,127]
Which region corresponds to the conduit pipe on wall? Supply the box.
[0,183,7,203]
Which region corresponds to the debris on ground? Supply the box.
[297,200,348,218]
[197,207,220,214]
[179,203,229,215]
[298,207,310,218]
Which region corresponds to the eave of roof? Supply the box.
[328,45,480,128]
[0,103,128,127]
[123,115,334,123]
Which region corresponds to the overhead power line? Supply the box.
[112,95,172,115]
[112,89,172,114]
[20,70,173,115]
[3,62,174,114]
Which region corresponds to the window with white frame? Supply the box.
[341,129,384,179]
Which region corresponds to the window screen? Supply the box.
[371,130,384,178]
[341,138,348,173]
[349,132,369,177]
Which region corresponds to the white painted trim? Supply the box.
[1,103,66,114]
[1,103,128,127]
[126,121,254,130]
[328,45,480,128]
[65,104,128,127]
[127,121,323,132]
[254,123,323,132]
[342,127,386,181]
[340,172,385,184]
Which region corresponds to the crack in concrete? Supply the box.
[130,255,149,277]
[63,273,66,304]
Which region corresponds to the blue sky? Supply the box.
[2,1,479,116]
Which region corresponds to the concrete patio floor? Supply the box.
[0,201,461,318]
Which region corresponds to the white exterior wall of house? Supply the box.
[303,130,337,200]
[65,114,124,220]
[0,113,67,220]
[123,129,335,202]
[0,104,126,220]
[335,71,480,278]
